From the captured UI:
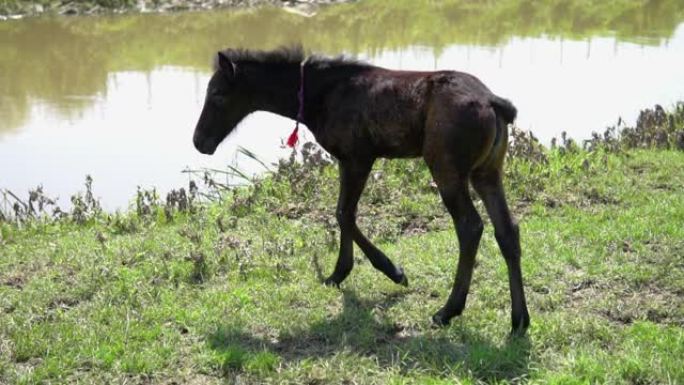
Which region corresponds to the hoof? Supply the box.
[509,322,530,338]
[509,326,528,338]
[323,276,341,288]
[431,310,451,328]
[396,267,409,287]
[510,313,530,337]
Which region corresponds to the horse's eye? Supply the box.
[211,94,227,106]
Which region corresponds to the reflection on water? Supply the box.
[372,33,684,140]
[1,68,297,210]
[1,1,684,209]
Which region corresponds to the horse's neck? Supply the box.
[245,64,301,121]
[246,62,369,127]
[301,65,371,127]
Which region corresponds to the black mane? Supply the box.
[214,46,371,70]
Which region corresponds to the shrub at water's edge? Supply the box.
[1,102,682,227]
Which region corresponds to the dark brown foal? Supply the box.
[192,47,530,334]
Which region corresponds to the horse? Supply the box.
[192,47,529,335]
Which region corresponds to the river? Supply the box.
[1,1,683,209]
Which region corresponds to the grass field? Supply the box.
[1,140,683,384]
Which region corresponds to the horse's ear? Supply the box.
[217,52,235,77]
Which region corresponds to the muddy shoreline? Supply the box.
[0,0,353,19]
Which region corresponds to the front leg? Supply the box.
[324,159,373,286]
[324,158,408,287]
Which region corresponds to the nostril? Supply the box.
[193,133,217,155]
[193,131,205,150]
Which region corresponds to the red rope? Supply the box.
[286,126,299,147]
[287,59,307,148]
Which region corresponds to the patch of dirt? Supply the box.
[543,197,560,208]
[14,357,43,378]
[571,278,596,293]
[400,216,431,236]
[532,285,550,294]
[566,278,606,308]
[0,337,14,362]
[512,197,534,214]
[164,374,222,385]
[47,296,81,310]
[391,322,422,340]
[581,188,620,205]
[651,182,676,191]
[568,280,683,326]
[2,275,26,290]
[603,286,682,326]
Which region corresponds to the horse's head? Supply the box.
[193,52,251,155]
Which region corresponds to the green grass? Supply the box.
[1,148,683,384]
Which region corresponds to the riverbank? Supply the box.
[1,105,683,384]
[0,0,351,18]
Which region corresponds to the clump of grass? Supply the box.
[219,345,249,373]
[244,351,280,375]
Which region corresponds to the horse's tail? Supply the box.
[477,95,517,171]
[490,95,517,125]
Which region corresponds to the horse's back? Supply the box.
[316,67,512,165]
[319,68,429,158]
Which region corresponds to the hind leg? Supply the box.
[472,171,530,335]
[422,98,495,325]
[427,165,484,325]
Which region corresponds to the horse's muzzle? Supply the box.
[193,131,218,155]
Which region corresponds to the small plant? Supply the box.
[108,213,140,234]
[186,251,208,283]
[135,186,160,218]
[509,125,547,164]
[1,186,62,223]
[71,175,102,224]
[164,181,199,221]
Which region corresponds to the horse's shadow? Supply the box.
[208,257,531,382]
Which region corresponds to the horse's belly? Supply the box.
[365,124,423,158]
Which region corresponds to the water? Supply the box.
[2,2,684,209]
